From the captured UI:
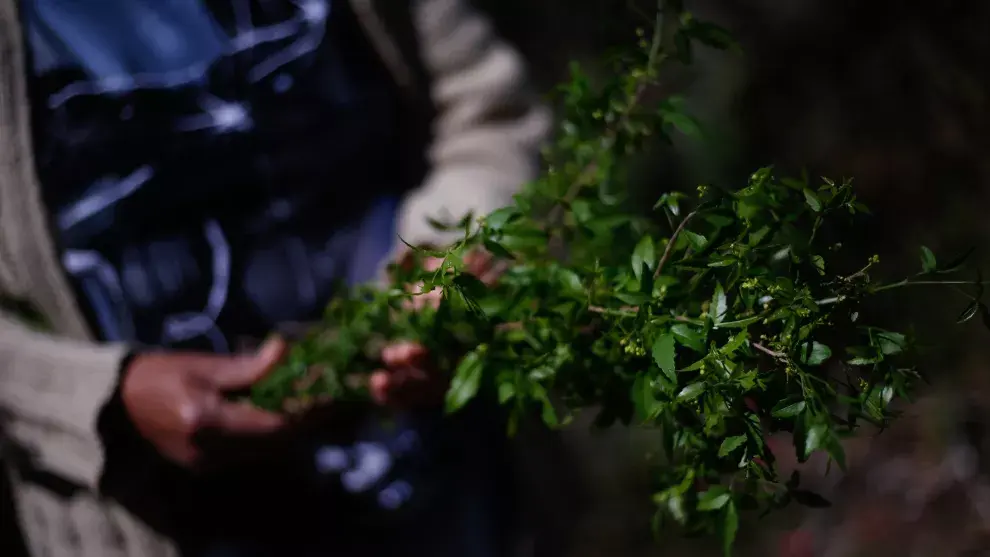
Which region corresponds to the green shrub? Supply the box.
[251,1,984,553]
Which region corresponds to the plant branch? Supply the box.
[871,279,990,294]
[546,1,673,228]
[655,210,698,278]
[752,342,785,359]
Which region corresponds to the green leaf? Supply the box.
[803,423,827,459]
[803,189,822,212]
[683,230,708,251]
[483,239,515,260]
[811,255,825,275]
[445,348,485,414]
[718,435,747,458]
[799,341,831,366]
[920,246,937,273]
[678,382,705,402]
[557,268,584,294]
[652,334,677,383]
[632,374,661,422]
[698,486,731,511]
[711,283,728,325]
[632,236,657,280]
[485,207,520,231]
[497,381,515,404]
[659,97,703,138]
[531,382,559,427]
[957,301,980,324]
[771,400,806,418]
[719,329,749,356]
[876,332,906,355]
[720,501,739,556]
[672,323,706,352]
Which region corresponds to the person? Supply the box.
[0,0,551,555]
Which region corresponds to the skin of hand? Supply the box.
[121,251,506,468]
[120,337,290,467]
[370,248,507,408]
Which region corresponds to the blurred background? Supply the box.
[476,0,990,556]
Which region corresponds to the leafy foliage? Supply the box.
[250,1,985,553]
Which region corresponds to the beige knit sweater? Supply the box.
[0,0,550,555]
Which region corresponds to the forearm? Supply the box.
[0,311,128,489]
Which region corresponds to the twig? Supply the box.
[588,305,639,315]
[654,210,698,279]
[546,2,672,229]
[752,342,785,359]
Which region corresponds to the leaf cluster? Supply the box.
[249,2,984,553]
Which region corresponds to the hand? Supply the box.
[120,337,288,467]
[402,248,507,311]
[368,341,447,409]
[373,249,507,408]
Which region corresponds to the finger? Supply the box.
[422,256,445,273]
[381,341,430,369]
[206,336,288,390]
[479,259,510,286]
[369,370,391,406]
[202,401,285,435]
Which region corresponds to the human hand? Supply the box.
[372,248,506,408]
[120,337,288,467]
[400,248,507,311]
[367,341,447,409]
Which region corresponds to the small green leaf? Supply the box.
[557,269,584,294]
[445,348,485,413]
[876,332,906,355]
[811,255,825,275]
[711,283,728,325]
[957,301,980,324]
[678,382,705,401]
[719,329,749,356]
[920,246,937,273]
[483,239,515,260]
[683,230,708,251]
[698,486,731,511]
[485,207,520,231]
[799,341,831,366]
[672,323,706,352]
[803,189,822,212]
[803,424,827,459]
[652,334,677,383]
[720,501,739,556]
[632,236,657,280]
[632,374,661,422]
[772,400,806,418]
[497,381,515,404]
[718,435,747,458]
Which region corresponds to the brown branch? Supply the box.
[654,210,698,279]
[588,304,639,315]
[752,342,785,359]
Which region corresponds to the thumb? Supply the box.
[208,336,288,390]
